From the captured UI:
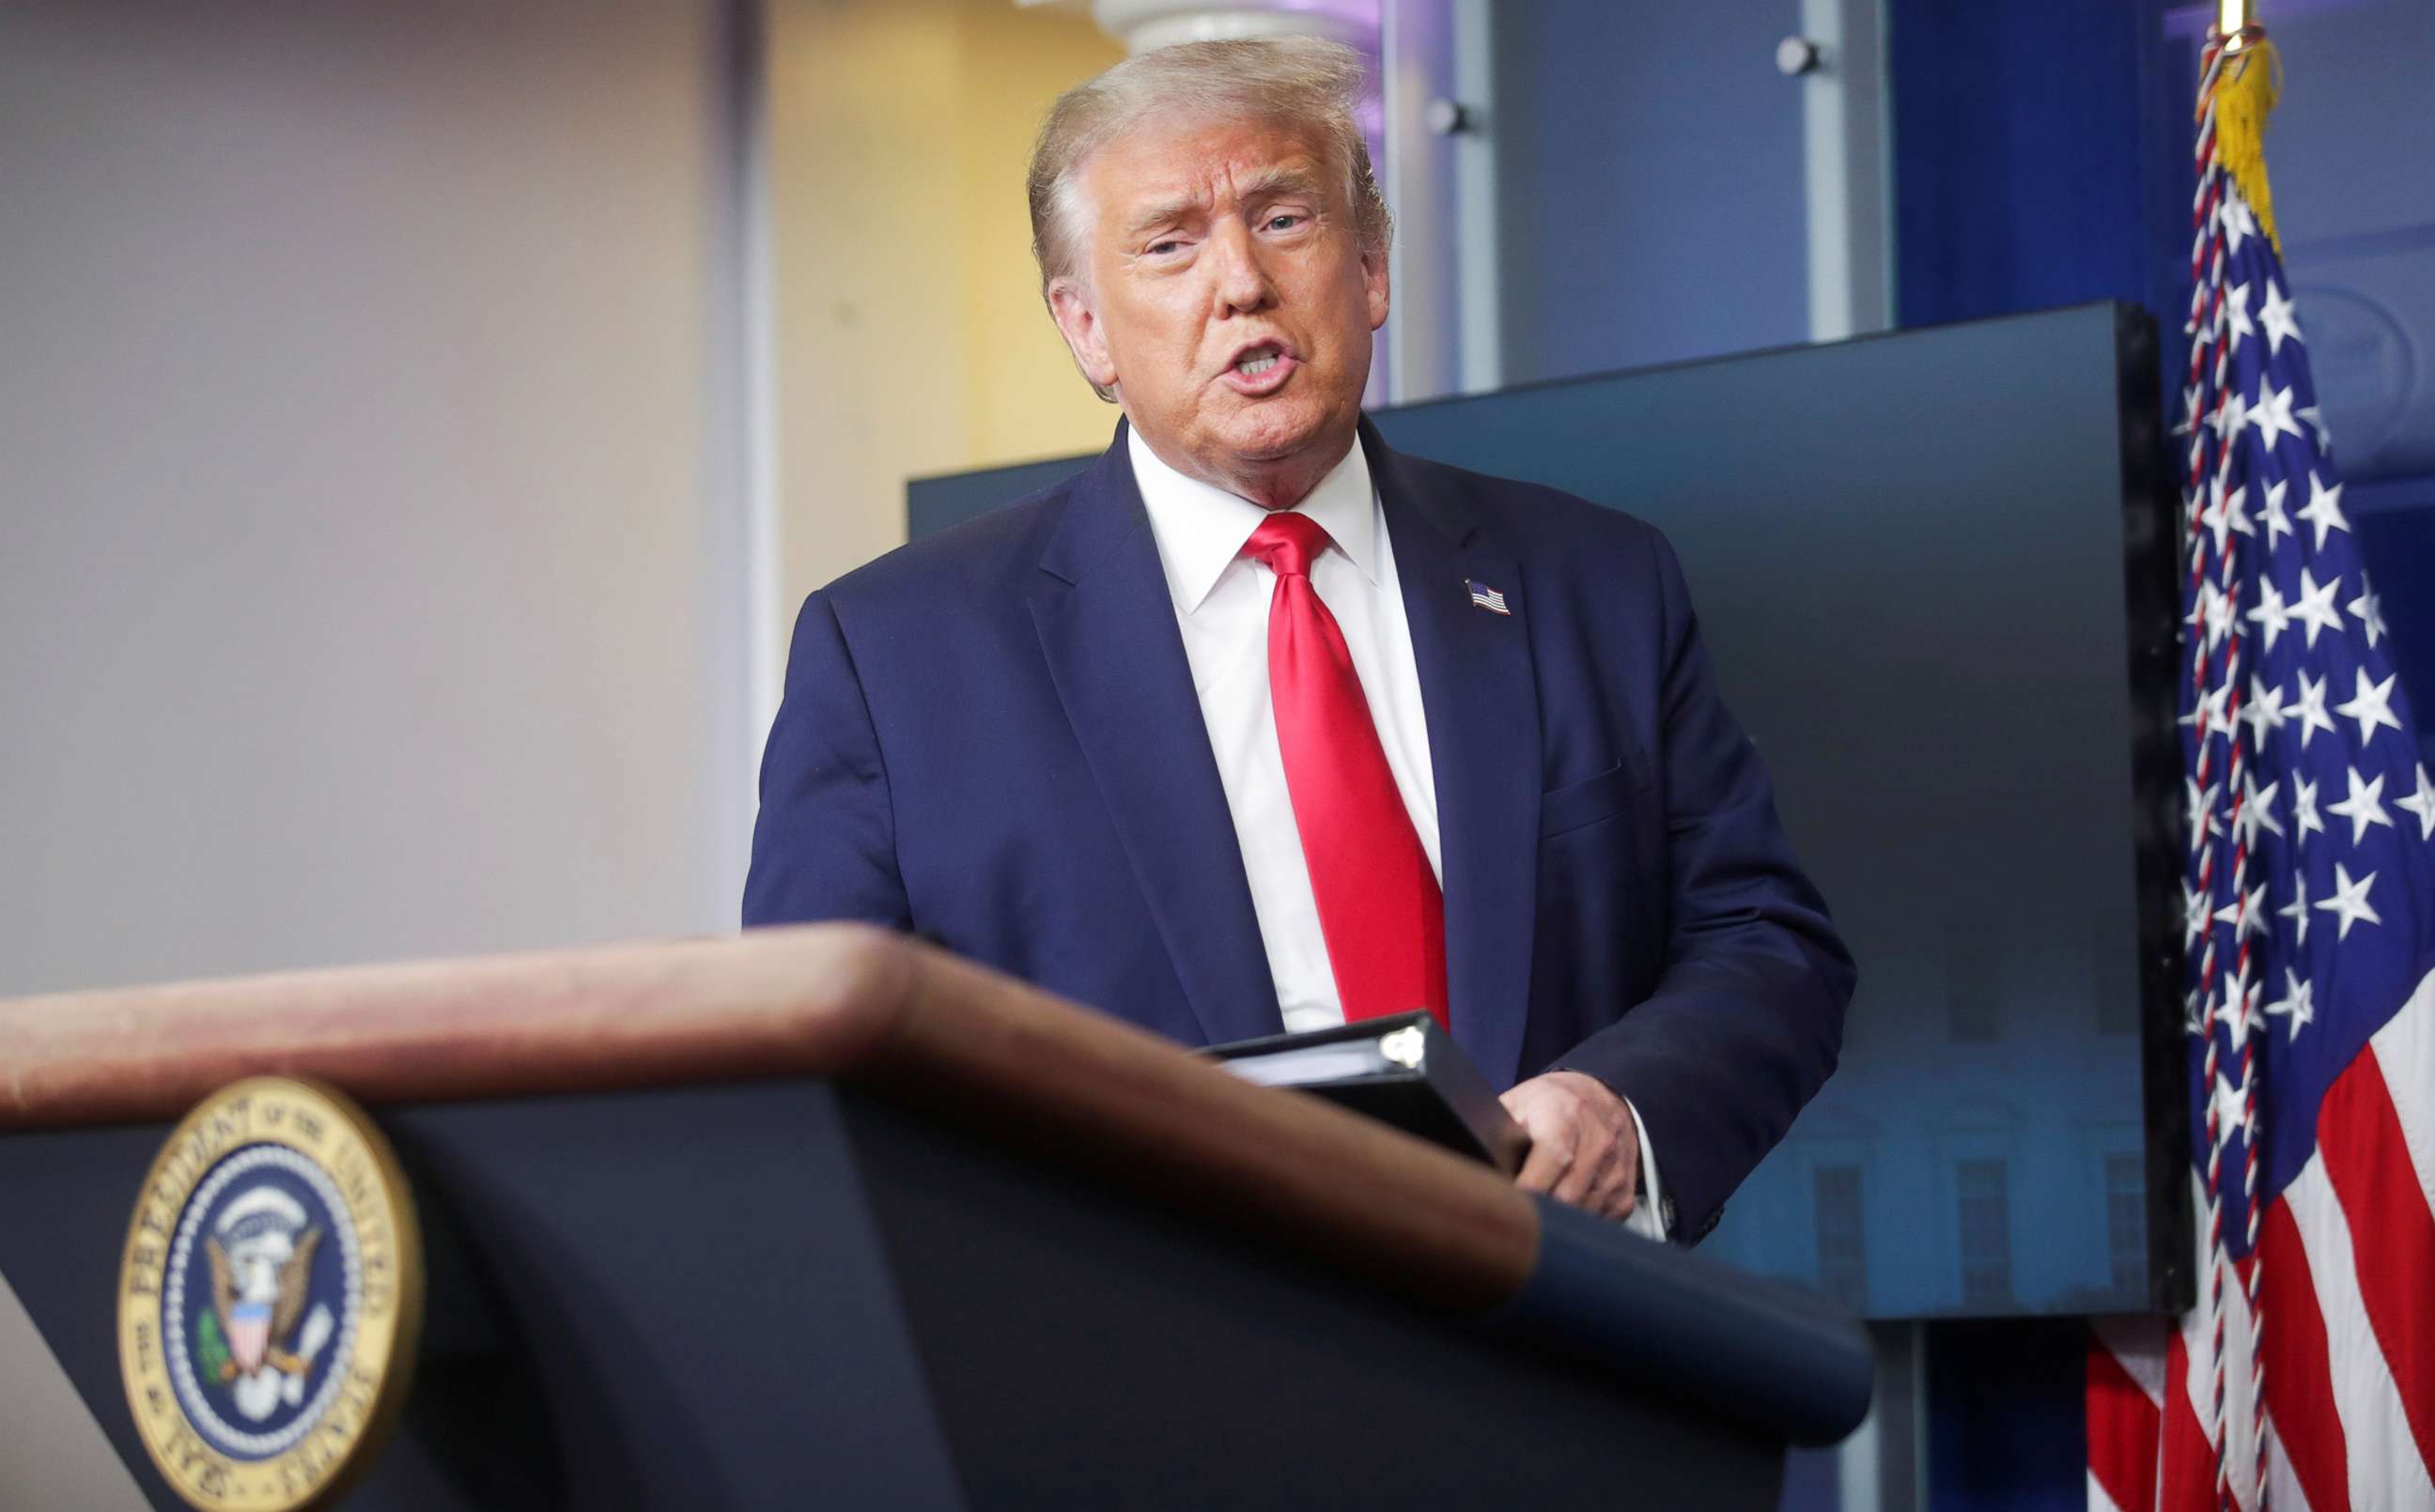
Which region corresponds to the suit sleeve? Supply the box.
[1552,528,1855,1243]
[741,592,913,931]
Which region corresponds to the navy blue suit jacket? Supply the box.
[744,419,1853,1242]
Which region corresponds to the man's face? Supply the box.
[1050,116,1388,503]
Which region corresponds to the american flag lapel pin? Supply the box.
[1465,579,1510,616]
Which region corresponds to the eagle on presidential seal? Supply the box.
[196,1185,336,1422]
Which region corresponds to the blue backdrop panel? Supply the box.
[1890,0,2150,331]
[907,303,2179,1322]
[1487,0,1808,383]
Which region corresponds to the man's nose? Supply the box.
[1206,219,1275,314]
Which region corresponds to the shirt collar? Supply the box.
[1127,424,1381,617]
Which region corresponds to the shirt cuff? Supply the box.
[1620,1097,1668,1242]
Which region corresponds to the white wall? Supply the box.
[2,1,752,1501]
[0,0,753,999]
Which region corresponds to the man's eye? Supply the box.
[1265,214,1303,232]
[1146,239,1183,256]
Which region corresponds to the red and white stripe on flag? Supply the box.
[2087,970,2435,1511]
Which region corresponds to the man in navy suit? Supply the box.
[745,38,1852,1244]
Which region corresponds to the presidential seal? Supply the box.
[118,1077,423,1511]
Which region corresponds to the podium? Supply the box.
[0,926,1870,1508]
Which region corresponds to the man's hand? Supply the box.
[1499,1071,1641,1221]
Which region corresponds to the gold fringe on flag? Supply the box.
[2210,35,2285,255]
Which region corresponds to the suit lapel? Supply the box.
[1028,424,1285,1047]
[1366,421,1543,1088]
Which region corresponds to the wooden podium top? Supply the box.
[0,925,1538,1312]
[0,926,1879,1449]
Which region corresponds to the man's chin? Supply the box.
[1211,399,1346,467]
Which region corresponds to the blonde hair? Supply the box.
[1027,38,1392,399]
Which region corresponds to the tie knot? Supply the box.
[1243,512,1333,579]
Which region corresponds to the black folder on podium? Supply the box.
[1207,1011,1532,1176]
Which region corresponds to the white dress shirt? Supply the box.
[1127,427,1668,1242]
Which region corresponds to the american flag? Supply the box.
[2087,25,2435,1512]
[1466,579,1510,616]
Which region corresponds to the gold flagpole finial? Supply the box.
[2209,0,2283,254]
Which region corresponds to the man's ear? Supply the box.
[1361,241,1390,333]
[1047,278,1120,391]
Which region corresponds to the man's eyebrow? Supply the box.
[1123,193,1205,238]
[1119,166,1327,238]
[1234,165,1325,203]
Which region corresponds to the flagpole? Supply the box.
[2195,9,2280,1508]
[2190,8,2269,1506]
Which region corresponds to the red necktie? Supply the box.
[1242,513,1449,1030]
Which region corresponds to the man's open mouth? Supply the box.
[1221,342,1296,393]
